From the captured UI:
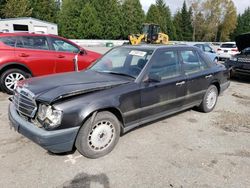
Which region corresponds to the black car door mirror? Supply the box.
[144,73,161,83]
[79,49,86,55]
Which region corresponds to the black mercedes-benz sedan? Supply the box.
[9,45,230,158]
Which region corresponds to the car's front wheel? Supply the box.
[198,85,218,113]
[0,69,31,94]
[76,111,121,159]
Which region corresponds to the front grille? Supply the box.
[238,57,250,63]
[13,87,37,118]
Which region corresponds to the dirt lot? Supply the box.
[0,48,250,187]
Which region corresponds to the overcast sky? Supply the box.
[140,0,249,15]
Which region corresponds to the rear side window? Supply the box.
[16,36,49,50]
[0,36,16,47]
[180,50,209,74]
[220,43,236,48]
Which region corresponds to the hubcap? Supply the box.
[88,120,115,151]
[206,89,217,109]
[5,73,25,91]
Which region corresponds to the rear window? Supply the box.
[220,43,236,48]
[0,36,16,47]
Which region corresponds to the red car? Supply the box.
[0,33,101,94]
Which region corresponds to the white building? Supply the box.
[0,17,58,35]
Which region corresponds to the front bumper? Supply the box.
[226,60,250,76]
[8,103,79,153]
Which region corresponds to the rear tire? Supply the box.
[198,85,218,113]
[76,111,121,159]
[0,68,31,94]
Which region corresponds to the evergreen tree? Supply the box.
[78,3,102,39]
[173,11,183,41]
[146,5,161,25]
[1,0,32,18]
[122,0,145,38]
[92,0,122,39]
[58,0,85,38]
[31,0,59,23]
[180,1,193,41]
[0,0,6,18]
[155,0,176,40]
[231,7,250,40]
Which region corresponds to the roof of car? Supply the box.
[121,44,196,51]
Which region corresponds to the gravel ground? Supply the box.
[0,47,250,188]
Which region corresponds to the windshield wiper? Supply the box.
[105,71,136,79]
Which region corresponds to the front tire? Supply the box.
[76,111,121,159]
[198,85,218,113]
[0,69,31,94]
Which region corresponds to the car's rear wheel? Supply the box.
[198,85,218,113]
[0,69,30,94]
[75,111,121,159]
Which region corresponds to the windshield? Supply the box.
[90,47,153,78]
[142,25,149,34]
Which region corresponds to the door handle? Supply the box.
[176,81,185,86]
[19,53,29,57]
[205,74,213,79]
[57,55,65,58]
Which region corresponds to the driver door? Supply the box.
[140,49,187,121]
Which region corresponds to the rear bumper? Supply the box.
[8,103,79,153]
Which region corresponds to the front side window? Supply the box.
[181,50,208,74]
[91,47,153,78]
[148,50,181,80]
[16,36,49,50]
[50,37,79,53]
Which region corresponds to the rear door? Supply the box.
[14,35,56,76]
[180,49,213,105]
[0,36,16,64]
[140,49,187,121]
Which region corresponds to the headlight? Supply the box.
[37,104,62,129]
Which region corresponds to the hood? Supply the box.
[235,33,250,52]
[21,70,130,104]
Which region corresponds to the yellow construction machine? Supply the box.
[128,23,169,45]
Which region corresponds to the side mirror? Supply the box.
[79,48,86,55]
[144,73,161,83]
[210,50,215,53]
